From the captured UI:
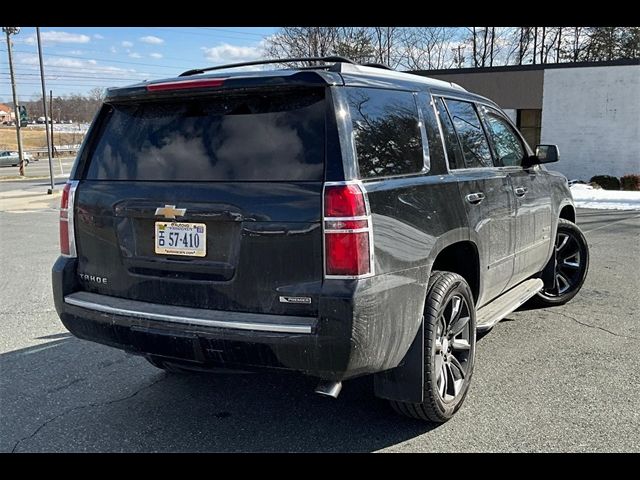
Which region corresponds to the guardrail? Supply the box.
[26,145,81,158]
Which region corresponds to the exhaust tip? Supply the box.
[315,380,342,399]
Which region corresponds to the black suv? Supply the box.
[52,57,589,422]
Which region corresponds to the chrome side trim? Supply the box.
[64,293,313,334]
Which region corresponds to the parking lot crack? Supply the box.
[556,311,639,341]
[10,375,166,453]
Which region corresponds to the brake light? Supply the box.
[60,181,78,257]
[324,184,367,217]
[146,78,225,92]
[324,183,373,278]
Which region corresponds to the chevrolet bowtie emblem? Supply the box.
[155,205,187,219]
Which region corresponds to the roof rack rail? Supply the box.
[179,56,357,77]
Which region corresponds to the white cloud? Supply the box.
[110,46,117,54]
[201,43,264,64]
[121,41,134,48]
[15,53,148,81]
[128,52,142,59]
[139,35,164,45]
[24,31,91,45]
[68,50,84,55]
[93,34,105,40]
[149,53,163,59]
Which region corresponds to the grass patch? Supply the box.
[0,127,84,150]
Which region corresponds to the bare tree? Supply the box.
[400,27,458,70]
[468,27,499,67]
[370,27,403,67]
[504,27,532,65]
[88,87,105,102]
[264,27,344,65]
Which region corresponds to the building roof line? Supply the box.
[410,58,640,76]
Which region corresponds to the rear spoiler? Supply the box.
[105,70,344,102]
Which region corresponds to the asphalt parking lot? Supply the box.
[1,181,639,452]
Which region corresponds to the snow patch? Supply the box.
[570,184,640,210]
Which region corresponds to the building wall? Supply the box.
[540,65,640,181]
[427,70,544,109]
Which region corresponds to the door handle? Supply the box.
[514,187,528,197]
[465,192,485,204]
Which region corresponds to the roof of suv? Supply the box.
[105,59,468,101]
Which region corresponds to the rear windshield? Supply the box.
[84,88,326,181]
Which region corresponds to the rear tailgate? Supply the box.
[72,87,328,317]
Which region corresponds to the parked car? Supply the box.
[52,57,589,423]
[0,150,31,167]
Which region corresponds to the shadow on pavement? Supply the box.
[1,336,438,452]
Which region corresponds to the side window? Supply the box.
[346,87,425,179]
[444,99,493,169]
[434,97,464,170]
[482,107,527,167]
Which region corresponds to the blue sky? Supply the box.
[0,27,277,103]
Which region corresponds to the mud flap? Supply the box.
[373,320,424,403]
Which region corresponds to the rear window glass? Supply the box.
[85,89,325,181]
[346,87,424,179]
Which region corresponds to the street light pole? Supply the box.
[36,27,55,194]
[3,26,26,177]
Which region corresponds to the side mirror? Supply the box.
[532,144,559,164]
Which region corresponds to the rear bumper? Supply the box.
[53,256,427,381]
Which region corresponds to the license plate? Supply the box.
[155,222,206,257]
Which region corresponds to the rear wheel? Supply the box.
[532,219,589,307]
[390,271,476,423]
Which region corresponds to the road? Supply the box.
[0,181,639,452]
[0,157,75,180]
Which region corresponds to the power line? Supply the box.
[7,43,199,66]
[195,27,269,38]
[1,62,152,77]
[1,47,190,71]
[2,71,147,81]
[156,27,269,42]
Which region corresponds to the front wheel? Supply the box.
[390,271,476,423]
[533,218,589,307]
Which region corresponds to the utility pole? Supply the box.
[49,90,54,158]
[36,27,55,194]
[3,27,26,177]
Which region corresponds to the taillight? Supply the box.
[323,182,373,278]
[60,180,78,257]
[146,78,225,92]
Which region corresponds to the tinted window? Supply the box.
[435,97,464,170]
[85,89,325,181]
[346,88,424,179]
[483,107,526,167]
[444,99,493,169]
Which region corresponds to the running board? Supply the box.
[476,279,543,332]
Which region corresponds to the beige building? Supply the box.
[0,103,12,123]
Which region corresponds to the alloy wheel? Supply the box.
[434,294,472,402]
[545,231,584,297]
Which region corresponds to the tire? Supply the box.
[531,219,589,308]
[390,271,477,423]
